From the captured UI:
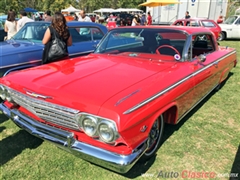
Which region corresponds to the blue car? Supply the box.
[0,21,108,77]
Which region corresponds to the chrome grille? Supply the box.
[9,89,80,130]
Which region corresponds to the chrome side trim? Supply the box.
[0,50,93,69]
[115,89,141,106]
[0,103,148,173]
[124,51,236,114]
[69,50,93,57]
[0,60,41,69]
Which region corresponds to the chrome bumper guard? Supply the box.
[0,103,148,173]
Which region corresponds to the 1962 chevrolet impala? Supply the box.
[0,26,237,173]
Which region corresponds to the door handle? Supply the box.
[213,61,218,68]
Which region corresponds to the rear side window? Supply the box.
[91,28,104,40]
[186,21,199,27]
[69,27,104,42]
[202,21,216,27]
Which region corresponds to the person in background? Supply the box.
[42,12,72,64]
[115,15,121,26]
[17,10,34,31]
[106,14,114,22]
[74,13,78,21]
[217,15,224,24]
[44,10,52,22]
[4,10,17,40]
[140,13,147,25]
[78,10,92,22]
[185,11,191,19]
[147,12,152,25]
[131,14,140,26]
[95,14,100,23]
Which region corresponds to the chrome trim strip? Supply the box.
[0,60,41,69]
[115,89,141,106]
[69,50,93,57]
[0,103,148,173]
[0,50,93,69]
[124,51,236,114]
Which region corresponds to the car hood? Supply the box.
[3,53,175,115]
[218,23,232,29]
[0,40,43,56]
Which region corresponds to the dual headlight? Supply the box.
[0,85,13,102]
[77,114,119,144]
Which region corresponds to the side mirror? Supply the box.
[198,54,206,63]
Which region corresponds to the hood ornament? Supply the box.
[25,90,52,99]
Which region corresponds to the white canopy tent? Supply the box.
[114,8,143,12]
[93,8,115,13]
[61,5,81,13]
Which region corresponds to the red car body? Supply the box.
[0,26,237,173]
[172,18,222,40]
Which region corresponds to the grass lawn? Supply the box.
[0,40,239,180]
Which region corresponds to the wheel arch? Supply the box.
[147,102,179,128]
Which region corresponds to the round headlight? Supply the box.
[6,90,13,102]
[82,116,98,137]
[0,85,6,100]
[98,122,115,143]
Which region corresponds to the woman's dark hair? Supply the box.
[51,12,69,40]
[7,10,16,21]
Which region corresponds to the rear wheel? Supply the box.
[140,115,164,162]
[218,32,225,41]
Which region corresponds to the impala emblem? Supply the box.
[26,91,52,99]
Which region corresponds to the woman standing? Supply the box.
[42,12,72,64]
[4,10,17,40]
[131,14,140,26]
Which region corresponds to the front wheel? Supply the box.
[140,115,164,162]
[218,32,225,41]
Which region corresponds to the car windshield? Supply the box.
[12,22,49,42]
[94,28,187,58]
[223,16,238,24]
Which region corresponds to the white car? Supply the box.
[218,15,240,40]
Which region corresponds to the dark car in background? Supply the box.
[0,15,7,41]
[0,21,108,77]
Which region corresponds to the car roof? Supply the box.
[115,26,213,35]
[24,21,106,28]
[176,18,213,21]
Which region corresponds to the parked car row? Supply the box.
[0,25,237,173]
[218,15,240,40]
[172,18,222,40]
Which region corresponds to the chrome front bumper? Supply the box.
[0,103,148,173]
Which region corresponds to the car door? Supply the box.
[189,34,224,104]
[68,26,105,57]
[232,17,240,38]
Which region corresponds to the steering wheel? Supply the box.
[156,45,180,56]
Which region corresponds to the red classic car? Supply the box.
[172,18,222,40]
[0,26,237,173]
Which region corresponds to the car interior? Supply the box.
[103,30,186,57]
